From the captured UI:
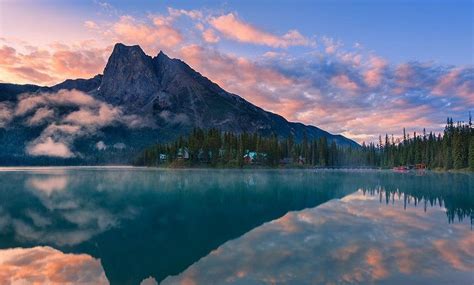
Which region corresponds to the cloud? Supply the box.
[51,49,106,78]
[0,45,18,65]
[84,20,99,29]
[0,102,13,128]
[26,137,75,158]
[0,246,108,285]
[7,89,151,157]
[158,110,190,125]
[7,66,55,83]
[26,107,54,126]
[209,13,311,48]
[322,36,342,54]
[111,15,183,54]
[167,7,203,20]
[330,74,359,91]
[1,6,472,143]
[15,89,97,116]
[202,29,220,43]
[174,42,471,143]
[178,44,295,111]
[0,43,107,85]
[364,56,387,87]
[64,104,121,127]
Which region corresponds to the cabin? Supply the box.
[218,148,226,158]
[177,147,190,160]
[415,163,426,170]
[298,156,306,165]
[243,152,257,164]
[243,151,267,164]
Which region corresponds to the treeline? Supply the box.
[134,117,474,170]
[378,118,473,169]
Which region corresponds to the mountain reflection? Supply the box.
[0,169,472,285]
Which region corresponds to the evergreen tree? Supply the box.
[469,138,474,171]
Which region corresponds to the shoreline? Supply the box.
[0,165,472,173]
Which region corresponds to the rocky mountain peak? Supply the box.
[97,43,161,110]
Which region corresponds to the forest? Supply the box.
[134,116,474,171]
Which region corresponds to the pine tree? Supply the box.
[469,138,474,171]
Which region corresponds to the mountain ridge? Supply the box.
[0,43,358,164]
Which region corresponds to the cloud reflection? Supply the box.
[163,189,473,285]
[28,175,68,195]
[0,246,108,284]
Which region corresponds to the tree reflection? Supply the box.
[360,173,473,225]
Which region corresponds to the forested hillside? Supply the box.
[135,116,474,171]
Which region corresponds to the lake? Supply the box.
[0,168,472,284]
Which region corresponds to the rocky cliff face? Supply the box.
[0,43,358,164]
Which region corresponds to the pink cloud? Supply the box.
[364,56,387,87]
[178,44,297,117]
[112,15,183,53]
[431,68,473,104]
[64,104,121,127]
[15,89,97,116]
[0,103,13,128]
[0,45,18,65]
[0,43,107,85]
[322,37,342,54]
[51,49,105,78]
[7,66,54,83]
[27,107,54,126]
[209,13,310,48]
[202,29,220,43]
[84,20,99,29]
[330,74,359,91]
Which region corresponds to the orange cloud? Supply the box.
[51,49,105,79]
[0,43,107,85]
[0,45,18,65]
[112,15,183,53]
[209,13,310,48]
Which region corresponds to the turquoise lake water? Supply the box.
[0,168,472,284]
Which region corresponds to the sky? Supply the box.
[0,0,473,143]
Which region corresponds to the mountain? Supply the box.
[0,43,357,165]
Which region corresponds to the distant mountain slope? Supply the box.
[0,43,357,165]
